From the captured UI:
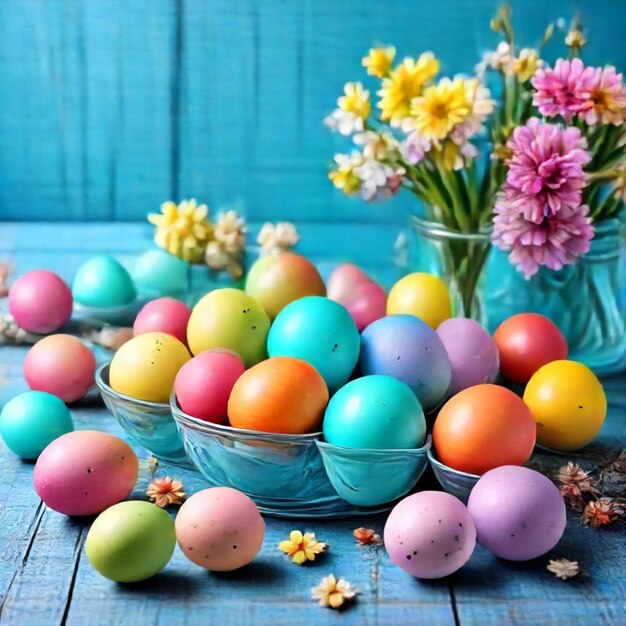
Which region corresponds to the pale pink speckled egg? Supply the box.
[175,487,265,571]
[9,270,73,334]
[384,491,476,579]
[133,297,192,345]
[33,430,138,516]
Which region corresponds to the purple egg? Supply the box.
[384,491,476,579]
[437,318,500,395]
[359,315,451,410]
[467,466,567,561]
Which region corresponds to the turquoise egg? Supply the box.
[0,391,74,459]
[323,375,426,449]
[73,255,137,307]
[267,296,360,392]
[132,249,189,299]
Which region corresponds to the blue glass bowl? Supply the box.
[96,364,191,467]
[427,448,479,502]
[316,437,432,507]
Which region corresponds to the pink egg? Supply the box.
[384,491,476,579]
[33,430,138,516]
[175,487,265,571]
[133,297,191,345]
[24,334,96,403]
[174,349,245,423]
[9,270,73,334]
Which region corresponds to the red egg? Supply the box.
[133,297,191,345]
[174,349,245,423]
[494,313,568,384]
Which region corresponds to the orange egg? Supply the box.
[433,384,536,475]
[227,357,329,434]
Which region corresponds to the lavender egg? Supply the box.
[437,318,499,395]
[467,466,567,561]
[384,491,476,579]
[359,315,451,410]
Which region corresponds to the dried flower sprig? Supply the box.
[547,558,580,580]
[146,476,186,508]
[582,499,624,528]
[257,222,300,255]
[205,210,246,279]
[278,530,327,565]
[353,527,383,547]
[81,326,134,351]
[0,261,12,297]
[0,315,38,345]
[311,575,358,609]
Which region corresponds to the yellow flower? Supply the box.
[410,77,470,141]
[378,53,440,125]
[565,27,587,50]
[329,153,362,195]
[362,46,396,78]
[279,530,327,565]
[148,199,213,263]
[512,48,540,82]
[311,575,357,609]
[338,82,371,119]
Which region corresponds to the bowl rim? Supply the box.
[96,362,170,410]
[316,434,432,456]
[426,447,480,479]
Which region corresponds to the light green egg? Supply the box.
[132,249,189,299]
[85,501,176,583]
[73,255,137,307]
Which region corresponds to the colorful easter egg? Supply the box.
[323,375,426,449]
[433,384,536,475]
[132,249,189,298]
[0,391,74,459]
[228,357,329,434]
[134,297,191,344]
[468,466,566,561]
[33,430,138,516]
[9,270,73,334]
[267,296,360,393]
[384,491,476,579]
[109,332,191,403]
[175,487,265,571]
[23,334,96,403]
[72,255,137,308]
[187,288,270,367]
[494,313,568,383]
[85,501,176,582]
[359,315,451,410]
[523,360,606,451]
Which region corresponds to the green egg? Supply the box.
[132,249,189,299]
[73,255,137,307]
[0,391,74,460]
[85,501,176,582]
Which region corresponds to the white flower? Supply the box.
[353,159,405,201]
[257,222,300,254]
[214,210,246,255]
[353,131,400,160]
[400,131,431,165]
[476,41,512,76]
[324,110,365,136]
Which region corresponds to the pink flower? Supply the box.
[579,66,626,126]
[504,118,590,223]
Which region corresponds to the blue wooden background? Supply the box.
[0,0,625,224]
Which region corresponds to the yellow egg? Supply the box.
[523,360,606,451]
[110,332,191,403]
[386,273,452,329]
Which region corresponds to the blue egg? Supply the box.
[132,249,189,299]
[0,391,74,459]
[73,255,137,307]
[359,314,451,411]
[323,375,426,449]
[267,296,360,392]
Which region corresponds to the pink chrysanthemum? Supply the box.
[532,58,596,121]
[503,118,591,223]
[580,66,626,126]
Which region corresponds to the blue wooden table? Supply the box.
[1,222,625,626]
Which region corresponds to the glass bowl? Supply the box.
[427,448,479,502]
[316,437,432,507]
[96,364,191,467]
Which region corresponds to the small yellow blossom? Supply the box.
[146,476,186,508]
[565,27,587,51]
[329,153,362,195]
[311,575,358,609]
[362,46,396,78]
[338,82,371,119]
[279,530,327,565]
[512,48,541,82]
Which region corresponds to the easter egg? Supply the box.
[85,501,176,582]
[326,263,386,331]
[523,360,606,451]
[228,357,328,434]
[23,334,96,403]
[433,384,536,475]
[468,466,566,561]
[33,430,138,516]
[134,297,191,344]
[175,487,265,571]
[174,349,245,423]
[323,375,426,449]
[109,332,191,403]
[359,315,451,410]
[0,391,74,460]
[386,272,452,329]
[267,296,360,392]
[245,251,326,319]
[436,318,499,395]
[384,491,476,579]
[9,270,72,334]
[187,288,270,367]
[494,313,568,384]
[72,255,136,307]
[132,249,189,298]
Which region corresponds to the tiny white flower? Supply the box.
[324,109,365,136]
[400,132,431,165]
[257,222,300,254]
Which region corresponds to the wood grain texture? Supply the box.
[0,0,625,223]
